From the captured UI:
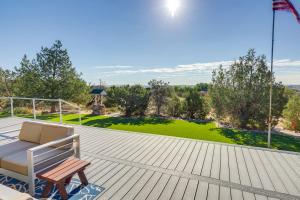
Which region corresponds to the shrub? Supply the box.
[283,95,300,131]
[185,88,208,119]
[106,85,150,116]
[148,79,170,115]
[166,96,184,117]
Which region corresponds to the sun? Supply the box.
[166,0,180,17]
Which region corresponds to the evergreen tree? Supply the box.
[185,88,208,119]
[148,79,170,115]
[209,49,287,129]
[15,41,89,110]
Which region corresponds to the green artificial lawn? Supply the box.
[11,113,300,152]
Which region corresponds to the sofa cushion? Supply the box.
[39,124,74,148]
[1,147,69,176]
[0,184,35,200]
[0,141,37,167]
[19,122,43,144]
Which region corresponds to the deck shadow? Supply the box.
[79,116,173,128]
[213,128,300,152]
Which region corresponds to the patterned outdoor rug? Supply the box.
[0,174,105,199]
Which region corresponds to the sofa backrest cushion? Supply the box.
[0,184,35,200]
[39,124,74,148]
[19,122,43,144]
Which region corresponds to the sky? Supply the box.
[0,0,300,85]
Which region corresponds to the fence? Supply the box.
[0,97,81,124]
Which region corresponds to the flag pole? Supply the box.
[268,7,276,148]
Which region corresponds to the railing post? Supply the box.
[32,98,36,120]
[27,149,35,196]
[78,108,82,125]
[10,97,14,117]
[59,99,63,124]
[74,136,80,159]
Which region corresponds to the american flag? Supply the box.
[273,0,300,23]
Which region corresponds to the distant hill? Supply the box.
[287,85,300,92]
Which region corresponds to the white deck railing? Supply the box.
[0,97,81,124]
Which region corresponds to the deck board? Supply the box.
[201,143,214,177]
[134,171,162,200]
[242,148,263,189]
[122,170,154,200]
[249,149,274,190]
[168,140,190,170]
[235,147,251,186]
[195,181,209,199]
[220,145,230,182]
[176,141,196,172]
[228,146,240,184]
[110,168,146,200]
[170,177,189,200]
[207,184,219,200]
[210,144,221,179]
[160,139,185,169]
[219,186,231,200]
[157,175,179,200]
[146,173,171,200]
[0,117,299,200]
[182,179,198,200]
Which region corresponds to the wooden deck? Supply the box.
[0,117,300,200]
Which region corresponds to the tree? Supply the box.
[283,95,300,131]
[209,49,287,129]
[15,55,45,98]
[148,79,170,115]
[195,83,209,92]
[15,41,90,111]
[106,85,150,116]
[130,85,150,116]
[185,88,208,119]
[166,95,184,117]
[0,67,17,96]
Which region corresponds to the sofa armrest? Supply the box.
[26,134,80,194]
[26,134,80,175]
[28,134,80,152]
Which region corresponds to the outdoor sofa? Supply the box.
[0,121,80,196]
[0,184,36,200]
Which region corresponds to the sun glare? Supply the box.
[166,0,180,17]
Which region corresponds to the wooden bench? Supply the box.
[37,157,90,200]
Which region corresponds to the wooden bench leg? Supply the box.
[65,176,72,185]
[57,182,68,200]
[42,182,53,198]
[78,170,88,186]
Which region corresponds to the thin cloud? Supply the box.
[95,59,300,85]
[108,61,234,74]
[92,65,134,69]
[273,59,300,67]
[100,59,300,75]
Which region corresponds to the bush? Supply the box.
[283,95,300,131]
[185,88,208,119]
[105,85,150,116]
[13,107,33,115]
[148,79,170,115]
[166,96,184,117]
